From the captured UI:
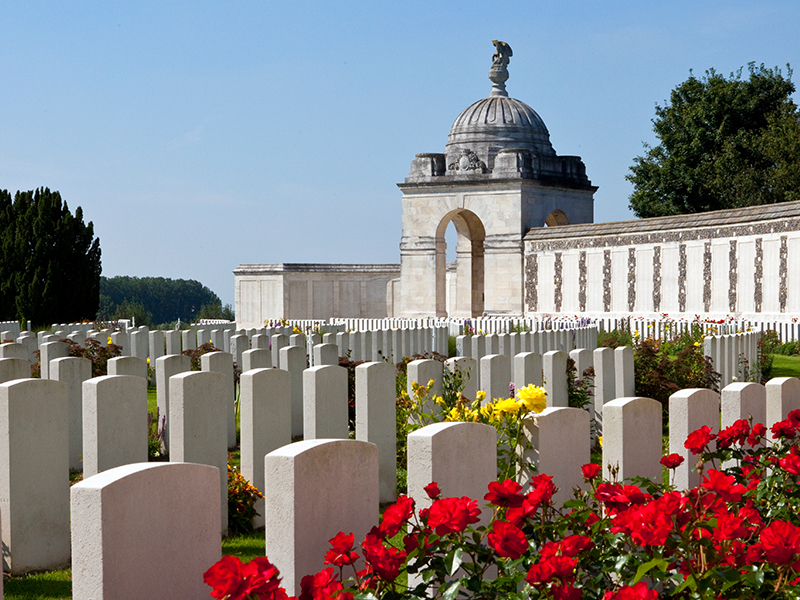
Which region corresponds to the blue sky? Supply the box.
[2,1,798,307]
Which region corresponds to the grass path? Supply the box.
[770,354,800,378]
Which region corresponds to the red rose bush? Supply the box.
[206,410,800,599]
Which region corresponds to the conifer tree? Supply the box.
[0,188,101,325]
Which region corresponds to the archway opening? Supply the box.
[435,209,485,318]
[545,209,570,227]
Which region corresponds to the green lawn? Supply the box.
[769,354,800,379]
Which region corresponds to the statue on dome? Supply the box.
[492,40,512,68]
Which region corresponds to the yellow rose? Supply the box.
[517,384,547,413]
[493,397,520,416]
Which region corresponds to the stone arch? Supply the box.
[435,209,486,317]
[545,209,570,227]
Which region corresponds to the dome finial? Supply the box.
[489,40,512,97]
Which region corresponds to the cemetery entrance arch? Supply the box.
[435,209,485,317]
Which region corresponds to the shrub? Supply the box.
[227,465,263,536]
[182,342,220,371]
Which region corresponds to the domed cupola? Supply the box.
[404,41,592,189]
[445,41,556,172]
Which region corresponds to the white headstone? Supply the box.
[602,397,662,483]
[265,439,378,596]
[201,351,237,450]
[0,378,69,573]
[522,407,591,504]
[82,375,148,477]
[303,365,348,440]
[71,462,220,599]
[669,388,720,489]
[240,368,291,528]
[51,356,92,471]
[107,356,147,379]
[0,357,29,383]
[543,350,569,408]
[765,377,800,429]
[480,354,511,401]
[169,371,228,533]
[356,362,396,502]
[155,354,191,447]
[280,345,306,439]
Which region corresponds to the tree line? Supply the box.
[98,276,233,326]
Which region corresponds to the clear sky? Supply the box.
[2,1,798,308]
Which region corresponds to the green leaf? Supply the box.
[674,574,697,593]
[442,580,461,600]
[632,558,669,584]
[614,554,630,572]
[444,548,463,577]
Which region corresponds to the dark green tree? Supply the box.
[628,64,800,218]
[0,188,101,325]
[99,276,223,324]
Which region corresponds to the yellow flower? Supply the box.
[493,397,520,416]
[480,404,493,420]
[598,436,603,447]
[427,379,434,388]
[517,384,547,413]
[434,396,446,407]
[476,390,487,404]
[107,335,113,345]
[146,357,150,365]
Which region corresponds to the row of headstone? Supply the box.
[327,327,448,363]
[703,331,759,387]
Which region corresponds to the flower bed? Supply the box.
[205,410,800,599]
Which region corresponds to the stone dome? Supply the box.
[445,95,557,166]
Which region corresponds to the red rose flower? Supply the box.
[324,532,359,567]
[427,496,481,535]
[528,474,557,507]
[760,520,800,566]
[581,463,601,480]
[717,419,750,448]
[780,448,800,476]
[204,555,248,600]
[379,495,414,538]
[242,557,288,600]
[423,482,441,499]
[485,478,525,507]
[748,422,767,446]
[771,419,796,440]
[361,535,406,581]
[525,555,576,586]
[299,567,345,600]
[660,453,685,469]
[488,520,528,559]
[712,513,749,542]
[701,469,747,502]
[684,425,715,455]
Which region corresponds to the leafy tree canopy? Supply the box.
[99,276,224,325]
[0,188,101,325]
[627,63,800,218]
